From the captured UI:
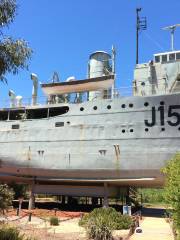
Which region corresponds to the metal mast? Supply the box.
[111,45,116,98]
[162,24,180,51]
[136,8,147,64]
[112,45,116,75]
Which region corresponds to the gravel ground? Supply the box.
[1,208,173,240]
[0,213,130,240]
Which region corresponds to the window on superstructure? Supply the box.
[0,110,8,120]
[176,52,180,60]
[9,109,25,120]
[169,53,175,61]
[49,106,69,117]
[162,55,167,63]
[155,56,160,63]
[26,108,48,119]
[25,106,69,119]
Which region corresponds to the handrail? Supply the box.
[0,83,179,109]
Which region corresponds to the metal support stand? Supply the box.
[28,212,32,222]
[126,187,130,205]
[16,208,19,216]
[103,182,109,208]
[28,185,35,210]
[62,196,65,205]
[100,197,103,206]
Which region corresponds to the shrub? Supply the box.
[162,153,180,239]
[79,207,132,240]
[0,226,23,240]
[0,225,37,240]
[79,213,89,227]
[50,216,59,226]
[115,214,133,230]
[0,184,14,213]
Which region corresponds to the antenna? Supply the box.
[111,45,116,98]
[52,71,60,83]
[136,8,147,64]
[112,45,116,74]
[162,24,180,51]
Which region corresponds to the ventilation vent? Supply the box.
[12,124,20,129]
[55,122,64,127]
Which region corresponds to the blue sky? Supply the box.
[1,0,180,101]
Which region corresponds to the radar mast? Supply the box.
[136,8,147,64]
[162,24,180,51]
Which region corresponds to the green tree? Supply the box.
[9,183,28,199]
[0,184,14,213]
[0,0,32,82]
[138,188,165,204]
[162,153,180,239]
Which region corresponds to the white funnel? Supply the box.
[9,90,16,107]
[31,73,38,105]
[16,95,23,107]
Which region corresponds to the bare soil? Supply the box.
[2,208,130,240]
[1,207,173,240]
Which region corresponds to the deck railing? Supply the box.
[0,83,179,109]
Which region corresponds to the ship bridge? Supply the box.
[133,50,180,96]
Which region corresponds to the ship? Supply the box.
[0,15,179,203]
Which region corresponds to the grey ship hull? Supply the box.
[0,93,179,188]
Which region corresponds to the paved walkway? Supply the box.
[130,217,174,240]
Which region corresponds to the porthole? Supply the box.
[121,104,126,108]
[141,82,145,86]
[93,106,97,110]
[145,128,149,132]
[67,121,70,125]
[80,107,84,111]
[178,127,180,131]
[122,129,125,133]
[130,129,134,132]
[107,105,111,110]
[161,127,165,131]
[160,101,164,105]
[144,102,149,107]
[129,103,133,108]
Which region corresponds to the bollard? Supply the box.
[28,212,32,222]
[16,208,19,216]
[54,208,58,216]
